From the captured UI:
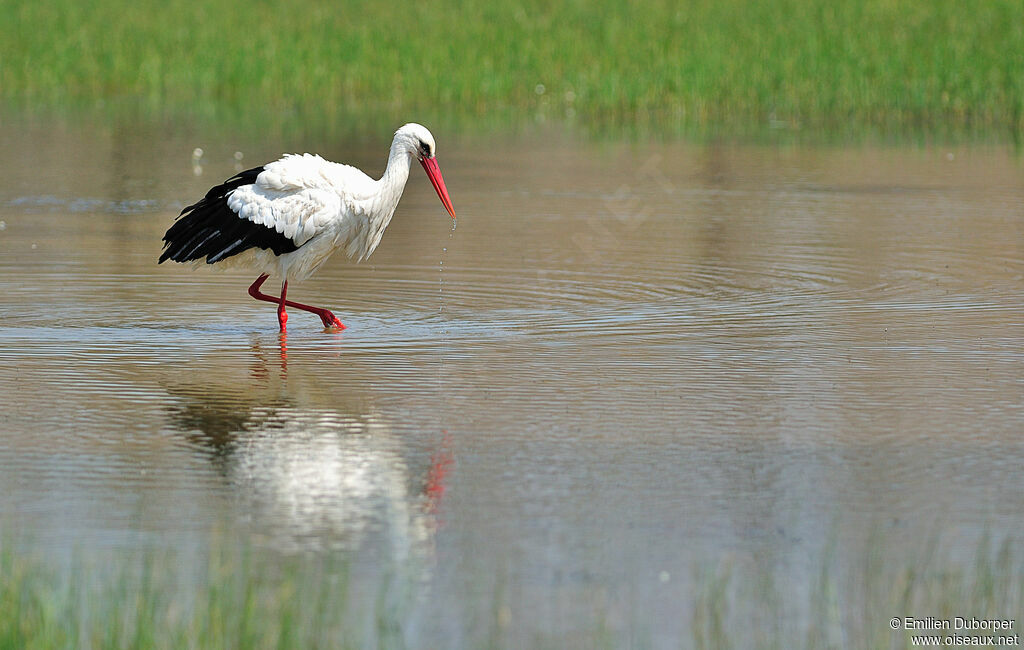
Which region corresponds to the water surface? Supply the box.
[1,117,1022,646]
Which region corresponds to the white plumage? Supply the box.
[160,123,457,331]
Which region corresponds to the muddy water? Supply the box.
[0,116,1022,645]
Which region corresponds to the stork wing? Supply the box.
[227,183,342,247]
[159,159,346,265]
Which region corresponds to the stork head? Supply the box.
[395,123,456,220]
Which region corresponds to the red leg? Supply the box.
[247,274,346,330]
[277,280,288,332]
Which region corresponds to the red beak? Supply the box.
[420,156,457,220]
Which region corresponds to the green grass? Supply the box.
[692,534,1024,650]
[0,537,366,649]
[0,0,1022,139]
[2,531,1022,649]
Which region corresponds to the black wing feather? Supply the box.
[159,166,300,264]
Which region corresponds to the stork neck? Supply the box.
[379,141,413,195]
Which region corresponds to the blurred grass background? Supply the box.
[1,0,1022,139]
[3,531,1021,649]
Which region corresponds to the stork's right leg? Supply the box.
[277,280,289,332]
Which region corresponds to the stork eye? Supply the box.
[419,141,431,157]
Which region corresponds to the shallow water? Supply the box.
[1,116,1022,645]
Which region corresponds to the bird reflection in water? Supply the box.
[246,329,348,380]
[424,431,454,517]
[247,333,289,380]
[164,341,451,559]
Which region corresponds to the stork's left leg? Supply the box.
[288,300,345,329]
[247,274,346,330]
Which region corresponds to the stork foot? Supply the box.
[320,311,346,330]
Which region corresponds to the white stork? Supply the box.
[159,123,456,332]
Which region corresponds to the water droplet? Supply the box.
[30,243,37,250]
[535,84,546,95]
[0,221,6,231]
[234,151,244,161]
